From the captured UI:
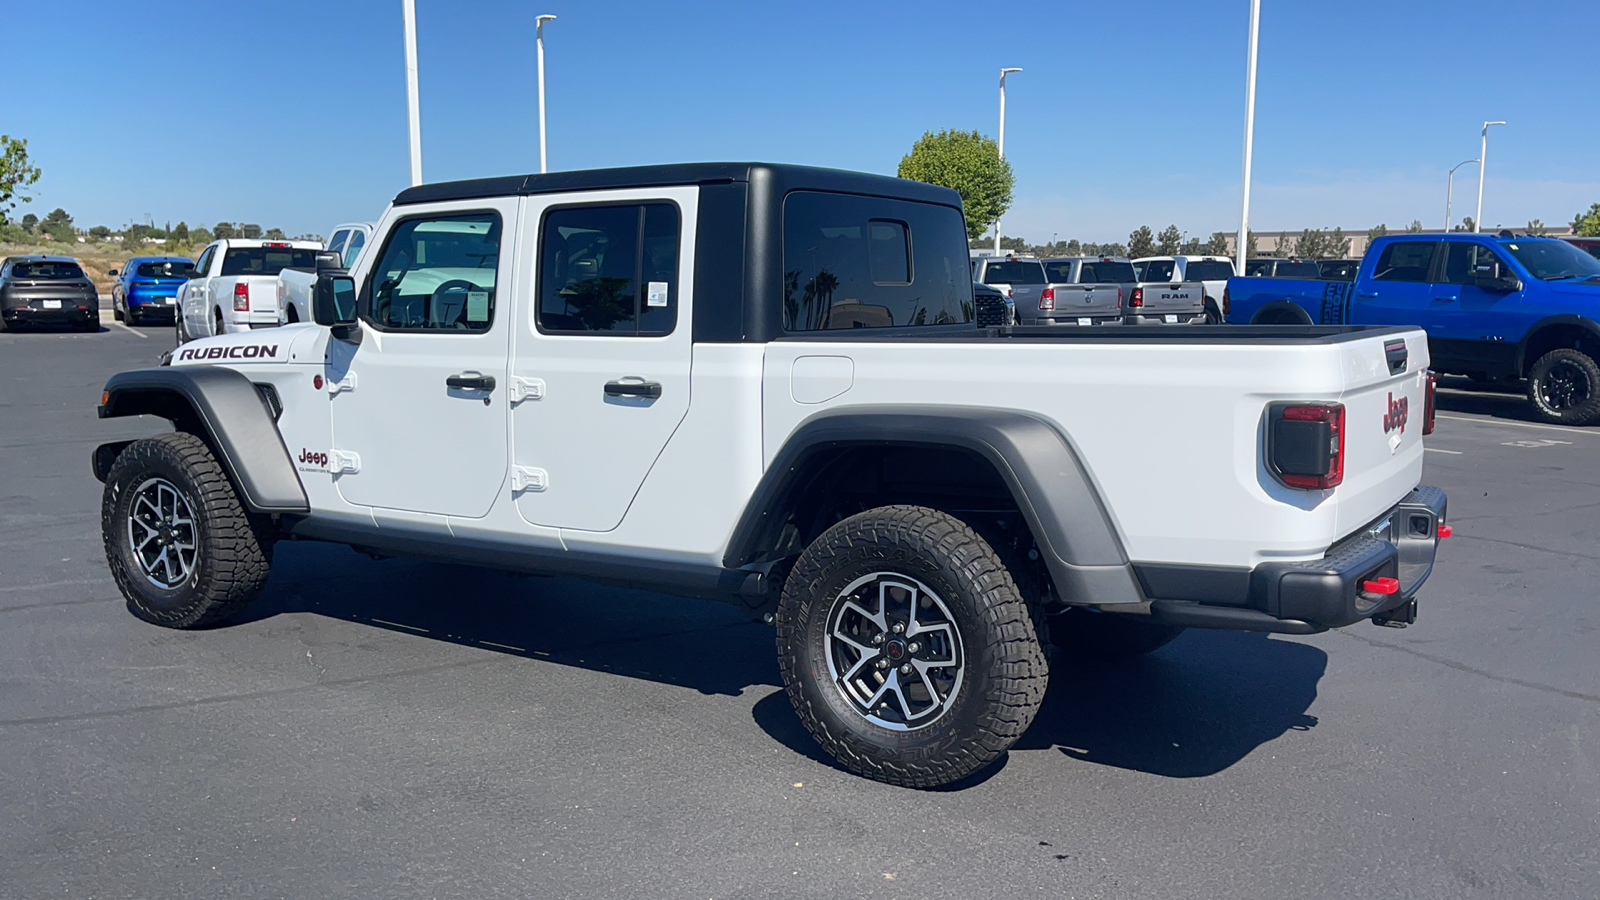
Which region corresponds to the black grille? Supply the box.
[974,286,1009,327]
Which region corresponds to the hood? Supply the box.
[1548,279,1600,298]
[171,329,301,366]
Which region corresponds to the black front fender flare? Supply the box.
[725,406,1145,607]
[97,366,308,514]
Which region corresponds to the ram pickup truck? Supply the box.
[1134,255,1236,323]
[1127,273,1206,325]
[1033,257,1135,326]
[972,255,1049,314]
[92,162,1448,789]
[174,239,321,342]
[1227,231,1600,424]
[278,224,376,326]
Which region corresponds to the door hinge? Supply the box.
[509,376,546,404]
[511,466,548,493]
[329,450,361,474]
[327,371,357,394]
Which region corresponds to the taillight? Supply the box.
[1039,287,1055,310]
[1269,402,1345,490]
[1222,285,1231,316]
[1130,287,1143,308]
[1117,287,1123,305]
[233,282,250,311]
[1423,370,1438,435]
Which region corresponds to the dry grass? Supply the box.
[1,238,207,294]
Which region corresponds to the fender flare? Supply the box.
[96,366,309,514]
[1249,300,1316,325]
[1515,314,1600,373]
[724,406,1145,607]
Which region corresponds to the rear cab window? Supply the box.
[136,261,194,279]
[980,260,1046,286]
[1276,260,1323,278]
[221,246,318,277]
[783,191,971,330]
[1184,260,1234,281]
[1079,261,1136,282]
[1141,260,1176,282]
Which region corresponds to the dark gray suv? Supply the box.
[0,255,99,332]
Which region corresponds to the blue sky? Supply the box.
[8,0,1598,242]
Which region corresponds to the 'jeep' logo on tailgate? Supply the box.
[177,344,279,362]
[1383,392,1408,434]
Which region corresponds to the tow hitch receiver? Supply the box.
[1372,598,1418,628]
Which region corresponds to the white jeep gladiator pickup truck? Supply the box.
[174,238,322,341]
[92,163,1448,788]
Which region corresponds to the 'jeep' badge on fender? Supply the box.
[1383,392,1409,434]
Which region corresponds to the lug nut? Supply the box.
[907,642,920,653]
[872,633,884,644]
[898,664,912,675]
[892,623,905,634]
[876,658,889,669]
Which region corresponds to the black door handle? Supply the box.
[604,380,662,398]
[446,372,496,391]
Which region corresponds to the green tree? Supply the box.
[1291,228,1324,259]
[1407,219,1426,233]
[20,212,38,232]
[1368,223,1388,244]
[1326,227,1350,258]
[1202,231,1230,255]
[1573,203,1600,237]
[0,135,43,224]
[998,235,1027,252]
[897,129,1015,239]
[263,227,286,240]
[214,222,235,240]
[1127,225,1155,259]
[240,223,262,239]
[1525,218,1547,236]
[1245,230,1259,258]
[1179,236,1202,254]
[89,225,111,240]
[172,221,189,242]
[190,227,213,245]
[1155,224,1182,255]
[41,207,74,242]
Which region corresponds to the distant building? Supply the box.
[1221,225,1574,259]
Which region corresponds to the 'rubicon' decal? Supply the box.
[1383,392,1409,434]
[177,344,279,362]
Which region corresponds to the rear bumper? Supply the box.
[3,303,98,324]
[1135,485,1448,634]
[1124,311,1207,325]
[1026,314,1123,326]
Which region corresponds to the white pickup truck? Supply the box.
[92,163,1448,789]
[174,239,321,342]
[277,223,376,326]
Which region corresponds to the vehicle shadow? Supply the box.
[238,542,780,698]
[1014,630,1325,778]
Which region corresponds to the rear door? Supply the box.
[328,201,516,518]
[1355,240,1438,329]
[508,186,697,533]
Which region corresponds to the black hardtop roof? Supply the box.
[393,162,961,208]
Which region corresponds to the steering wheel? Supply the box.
[429,279,483,328]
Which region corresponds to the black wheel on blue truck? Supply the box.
[775,505,1049,788]
[101,432,273,628]
[1526,348,1600,425]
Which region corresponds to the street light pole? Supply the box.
[401,0,423,186]
[995,67,1022,255]
[536,14,556,174]
[1446,158,1478,232]
[1236,0,1261,275]
[1474,121,1506,233]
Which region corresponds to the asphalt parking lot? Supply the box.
[1,320,1597,899]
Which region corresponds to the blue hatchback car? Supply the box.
[110,256,194,325]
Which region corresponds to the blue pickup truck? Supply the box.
[1226,232,1600,424]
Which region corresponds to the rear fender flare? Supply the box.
[96,366,308,514]
[724,406,1145,607]
[1249,300,1316,325]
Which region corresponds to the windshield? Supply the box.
[1078,261,1136,283]
[135,261,195,279]
[220,247,318,277]
[982,261,1046,285]
[9,262,85,280]
[1504,240,1600,281]
[1185,261,1234,281]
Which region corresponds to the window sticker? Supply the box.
[646,281,670,307]
[466,291,490,322]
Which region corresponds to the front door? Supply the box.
[508,187,697,533]
[328,199,517,519]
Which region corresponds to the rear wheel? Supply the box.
[113,297,125,322]
[101,432,273,628]
[1049,607,1186,661]
[214,309,225,337]
[1203,299,1222,325]
[776,505,1049,788]
[1526,348,1600,425]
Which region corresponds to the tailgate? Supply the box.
[1333,330,1431,539]
[1044,283,1121,318]
[1136,282,1203,314]
[242,276,282,316]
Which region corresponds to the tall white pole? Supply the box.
[536,15,556,174]
[1446,158,1477,232]
[1236,0,1260,274]
[995,67,1021,254]
[402,0,423,186]
[1474,121,1505,233]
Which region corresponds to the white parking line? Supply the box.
[1424,447,1464,455]
[107,320,148,339]
[1435,413,1596,436]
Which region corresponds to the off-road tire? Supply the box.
[1048,607,1186,661]
[1526,348,1600,425]
[775,505,1049,788]
[102,432,273,628]
[113,300,125,322]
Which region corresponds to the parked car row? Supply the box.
[971,253,1208,326]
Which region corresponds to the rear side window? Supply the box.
[783,191,971,331]
[981,261,1046,285]
[221,246,318,276]
[1371,241,1437,283]
[1184,261,1234,281]
[1141,260,1176,281]
[1079,261,1136,282]
[538,203,680,336]
[367,213,501,331]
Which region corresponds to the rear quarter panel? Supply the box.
[1225,276,1333,323]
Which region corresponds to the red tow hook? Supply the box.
[1438,524,1453,539]
[1361,577,1401,595]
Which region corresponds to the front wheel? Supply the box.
[775,505,1049,788]
[1526,348,1600,425]
[101,432,273,628]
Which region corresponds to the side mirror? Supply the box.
[108,268,119,276]
[314,250,343,271]
[1474,261,1521,293]
[313,273,360,341]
